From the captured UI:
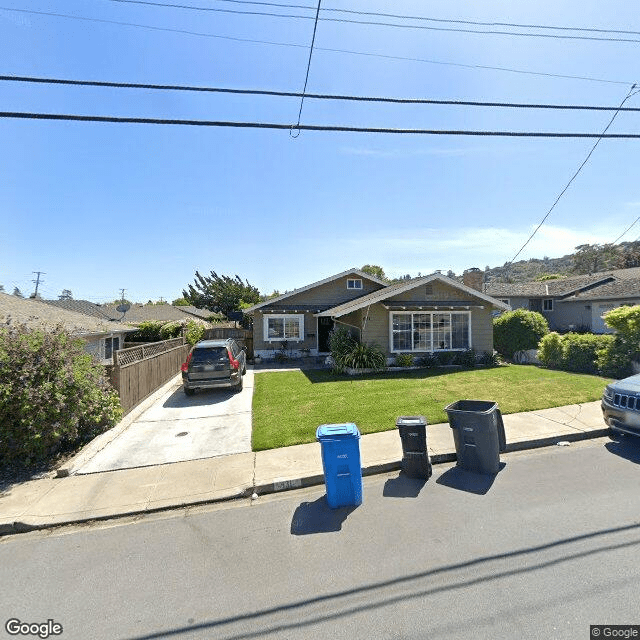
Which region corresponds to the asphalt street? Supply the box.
[2,437,640,640]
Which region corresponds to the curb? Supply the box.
[1,428,610,537]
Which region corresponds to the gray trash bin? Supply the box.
[444,400,507,474]
[396,416,432,479]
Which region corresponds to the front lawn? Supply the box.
[251,365,610,451]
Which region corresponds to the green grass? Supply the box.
[251,365,610,451]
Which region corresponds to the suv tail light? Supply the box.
[228,349,240,371]
[181,353,192,372]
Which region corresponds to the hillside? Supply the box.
[480,241,640,283]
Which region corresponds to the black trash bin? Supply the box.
[444,400,507,474]
[396,416,432,479]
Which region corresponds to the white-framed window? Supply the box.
[499,299,510,306]
[390,311,471,352]
[347,279,363,290]
[263,314,304,341]
[543,299,554,311]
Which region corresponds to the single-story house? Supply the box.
[0,293,135,365]
[243,268,510,361]
[485,266,640,333]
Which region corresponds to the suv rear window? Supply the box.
[190,347,228,364]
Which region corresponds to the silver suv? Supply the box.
[181,339,247,396]
[602,374,640,438]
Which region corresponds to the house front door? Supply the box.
[318,317,335,353]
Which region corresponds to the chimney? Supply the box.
[463,268,484,292]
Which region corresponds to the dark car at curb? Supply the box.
[602,373,640,439]
[181,339,247,396]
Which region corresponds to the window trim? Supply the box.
[543,299,554,311]
[347,278,363,290]
[263,314,304,342]
[389,310,472,353]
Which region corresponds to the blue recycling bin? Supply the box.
[316,423,363,508]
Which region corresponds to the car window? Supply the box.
[190,347,228,364]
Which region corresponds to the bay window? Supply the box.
[391,311,470,352]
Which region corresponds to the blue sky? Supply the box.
[1,0,639,302]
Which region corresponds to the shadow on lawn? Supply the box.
[300,367,477,384]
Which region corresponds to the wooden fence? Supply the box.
[110,338,190,415]
[202,327,253,358]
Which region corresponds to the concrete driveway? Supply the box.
[74,371,254,474]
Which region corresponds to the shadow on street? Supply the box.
[382,473,428,498]
[290,495,358,535]
[436,462,506,495]
[605,435,640,464]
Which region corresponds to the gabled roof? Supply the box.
[485,266,640,301]
[0,293,134,335]
[243,268,388,313]
[317,273,510,318]
[97,303,211,324]
[40,298,119,320]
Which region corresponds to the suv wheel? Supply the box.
[235,376,244,392]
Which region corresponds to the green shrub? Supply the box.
[394,353,415,367]
[0,324,123,467]
[417,353,439,368]
[328,327,386,372]
[597,335,634,379]
[184,320,205,346]
[453,349,477,368]
[434,351,457,366]
[538,332,564,369]
[493,309,549,359]
[561,333,610,374]
[477,351,501,367]
[342,342,387,371]
[328,327,358,373]
[126,321,164,342]
[159,321,182,340]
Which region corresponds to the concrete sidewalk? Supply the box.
[0,400,608,535]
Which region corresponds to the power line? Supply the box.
[4,111,640,137]
[506,85,640,267]
[292,0,321,133]
[105,0,640,44]
[0,8,633,86]
[178,0,640,39]
[611,216,640,245]
[5,74,640,112]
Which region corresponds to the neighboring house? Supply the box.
[0,293,135,364]
[244,268,510,361]
[485,266,640,333]
[96,303,215,325]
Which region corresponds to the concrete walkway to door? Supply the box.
[72,371,254,475]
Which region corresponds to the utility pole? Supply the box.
[32,271,45,298]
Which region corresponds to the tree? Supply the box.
[361,265,387,281]
[172,297,190,306]
[0,284,4,293]
[572,244,615,274]
[13,287,23,298]
[183,271,260,317]
[59,289,73,300]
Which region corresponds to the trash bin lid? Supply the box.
[444,400,498,414]
[396,415,427,427]
[316,423,360,440]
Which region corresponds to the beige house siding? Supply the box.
[252,274,385,356]
[339,290,494,357]
[274,274,384,308]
